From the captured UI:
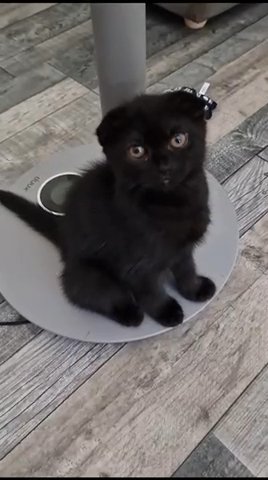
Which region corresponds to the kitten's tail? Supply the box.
[0,190,59,245]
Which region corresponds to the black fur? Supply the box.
[0,92,216,327]
[0,191,58,244]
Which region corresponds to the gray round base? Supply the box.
[0,144,239,343]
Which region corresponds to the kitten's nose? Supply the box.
[159,160,171,174]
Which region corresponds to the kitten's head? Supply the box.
[96,91,207,192]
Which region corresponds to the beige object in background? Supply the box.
[157,3,239,28]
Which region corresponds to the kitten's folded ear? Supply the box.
[96,105,128,148]
[165,91,206,120]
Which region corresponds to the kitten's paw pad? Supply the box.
[193,276,216,302]
[155,298,184,327]
[112,302,144,327]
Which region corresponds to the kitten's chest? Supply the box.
[124,203,209,275]
[147,202,209,246]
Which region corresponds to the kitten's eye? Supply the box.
[169,133,188,149]
[128,145,146,159]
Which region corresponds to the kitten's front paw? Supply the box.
[112,302,144,327]
[180,276,216,302]
[195,276,216,301]
[154,298,184,327]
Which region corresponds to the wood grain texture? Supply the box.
[0,302,41,366]
[0,78,89,143]
[259,145,268,162]
[2,93,265,462]
[0,3,56,30]
[161,29,268,91]
[0,3,268,473]
[0,63,65,114]
[1,167,266,464]
[2,4,267,92]
[172,433,253,478]
[206,40,268,143]
[208,39,268,101]
[207,104,268,183]
[0,20,92,77]
[46,4,195,90]
[0,161,267,464]
[198,14,268,71]
[0,90,101,185]
[0,3,91,62]
[160,61,214,91]
[207,73,268,145]
[238,211,268,275]
[145,5,187,57]
[183,208,267,340]
[0,203,267,469]
[0,6,188,91]
[215,366,268,477]
[223,156,268,236]
[146,3,268,86]
[47,21,98,91]
[152,37,268,147]
[0,269,267,477]
[0,67,13,84]
[0,331,123,460]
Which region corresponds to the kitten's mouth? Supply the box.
[162,175,171,187]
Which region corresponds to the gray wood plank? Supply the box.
[0,90,101,185]
[0,142,266,462]
[0,3,56,30]
[0,21,92,78]
[0,331,123,460]
[2,4,268,92]
[0,67,13,84]
[160,61,214,91]
[146,3,268,86]
[0,64,65,114]
[208,39,268,101]
[0,7,267,469]
[47,21,98,91]
[0,267,267,476]
[162,38,268,99]
[0,182,266,464]
[0,3,92,62]
[224,156,268,236]
[259,145,268,162]
[0,7,189,91]
[197,14,268,71]
[207,71,268,145]
[0,115,267,462]
[240,214,268,274]
[43,6,190,90]
[207,103,268,183]
[161,25,268,92]
[145,5,188,58]
[45,7,185,92]
[0,78,89,143]
[199,213,267,339]
[172,433,253,478]
[0,3,20,14]
[215,366,268,477]
[201,40,268,146]
[0,302,41,366]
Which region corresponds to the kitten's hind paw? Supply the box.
[112,302,144,327]
[154,298,184,327]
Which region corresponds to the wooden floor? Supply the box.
[0,3,268,477]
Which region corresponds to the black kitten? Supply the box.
[0,92,216,327]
